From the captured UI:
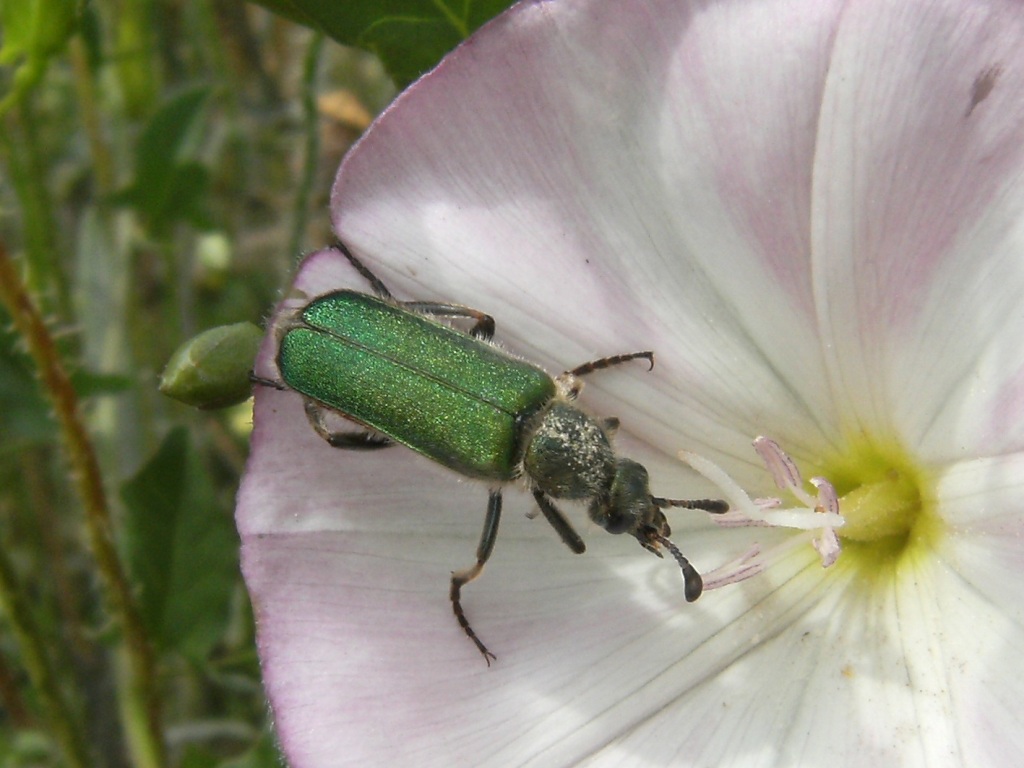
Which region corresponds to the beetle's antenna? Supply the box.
[654,532,703,602]
[565,351,654,378]
[653,497,729,514]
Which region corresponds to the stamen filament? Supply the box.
[679,437,844,592]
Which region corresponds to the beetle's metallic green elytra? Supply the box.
[263,243,728,664]
[279,290,556,481]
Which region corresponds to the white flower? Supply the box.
[236,0,1024,765]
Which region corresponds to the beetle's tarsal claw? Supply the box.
[451,568,498,665]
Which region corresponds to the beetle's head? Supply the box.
[588,458,660,535]
[589,458,705,602]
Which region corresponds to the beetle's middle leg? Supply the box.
[333,240,396,300]
[451,490,503,664]
[303,401,392,450]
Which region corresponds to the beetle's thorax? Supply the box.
[521,400,616,500]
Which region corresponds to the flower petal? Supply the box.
[239,250,766,765]
[332,0,849,467]
[888,551,1024,766]
[933,452,1024,619]
[236,0,1024,765]
[241,509,807,765]
[573,553,1024,766]
[811,0,1024,458]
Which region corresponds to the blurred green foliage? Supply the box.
[121,428,239,661]
[0,0,513,765]
[110,88,214,237]
[250,0,515,87]
[0,0,78,115]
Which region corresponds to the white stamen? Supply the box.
[679,447,844,529]
[754,436,820,509]
[813,527,842,568]
[755,436,803,490]
[700,544,764,590]
[679,437,844,591]
[810,476,840,514]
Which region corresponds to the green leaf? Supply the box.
[0,320,54,447]
[121,428,239,660]
[0,0,78,114]
[69,369,132,397]
[0,0,76,64]
[249,0,515,87]
[180,745,221,768]
[112,87,212,237]
[218,732,281,768]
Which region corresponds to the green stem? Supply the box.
[0,527,92,768]
[289,31,324,259]
[431,0,470,37]
[0,108,69,321]
[0,617,37,728]
[69,36,116,197]
[0,244,167,768]
[21,447,92,659]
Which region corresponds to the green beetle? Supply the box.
[258,242,727,664]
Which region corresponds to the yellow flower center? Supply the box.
[818,438,940,570]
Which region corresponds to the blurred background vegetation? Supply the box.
[0,1,512,765]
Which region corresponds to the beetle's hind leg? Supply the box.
[304,400,392,450]
[251,366,391,449]
[332,240,395,300]
[451,490,503,664]
[249,373,285,391]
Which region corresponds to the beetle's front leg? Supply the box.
[451,490,502,665]
[532,490,586,554]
